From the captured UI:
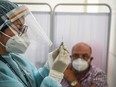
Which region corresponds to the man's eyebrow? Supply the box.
[83,54,90,56]
[83,53,89,55]
[72,54,79,56]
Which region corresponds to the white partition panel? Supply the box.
[53,12,110,72]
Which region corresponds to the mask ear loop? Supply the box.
[1,19,19,36]
[0,31,11,38]
[0,31,11,48]
[10,24,19,34]
[0,41,6,48]
[87,57,93,64]
[8,23,20,35]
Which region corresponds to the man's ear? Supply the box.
[88,57,93,64]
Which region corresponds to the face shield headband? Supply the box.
[0,5,52,46]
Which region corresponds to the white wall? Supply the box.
[99,0,116,87]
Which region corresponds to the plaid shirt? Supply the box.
[61,66,108,87]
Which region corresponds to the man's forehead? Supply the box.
[72,43,91,54]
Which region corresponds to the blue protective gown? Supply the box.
[0,53,62,87]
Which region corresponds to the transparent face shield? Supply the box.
[0,5,52,48]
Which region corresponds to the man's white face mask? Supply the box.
[72,58,89,72]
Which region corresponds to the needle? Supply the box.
[60,35,63,46]
[61,42,63,46]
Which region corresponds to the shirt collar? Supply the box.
[78,65,92,83]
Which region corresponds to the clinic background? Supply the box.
[10,0,116,87]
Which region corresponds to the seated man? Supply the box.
[61,42,108,87]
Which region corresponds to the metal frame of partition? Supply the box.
[52,3,112,74]
[14,2,112,73]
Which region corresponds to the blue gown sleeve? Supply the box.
[33,66,49,87]
[34,66,62,87]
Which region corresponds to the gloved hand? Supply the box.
[49,44,69,83]
[45,47,60,69]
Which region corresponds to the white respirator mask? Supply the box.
[72,58,89,72]
[6,33,30,53]
[0,31,30,54]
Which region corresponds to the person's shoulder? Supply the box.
[10,53,37,72]
[10,53,32,67]
[90,66,108,86]
[91,66,105,73]
[90,65,106,76]
[10,53,30,63]
[10,53,27,59]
